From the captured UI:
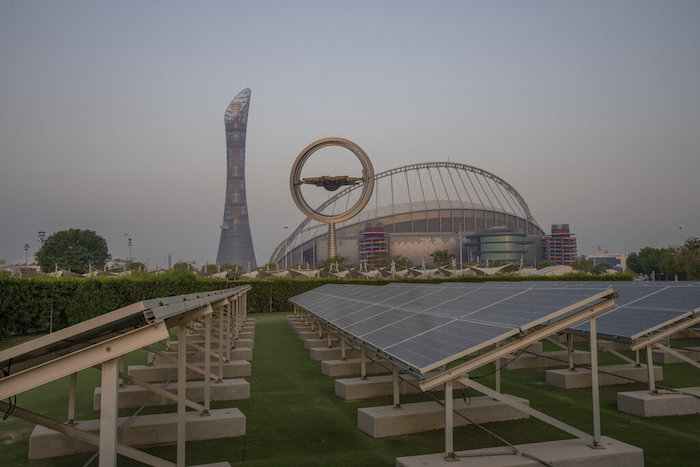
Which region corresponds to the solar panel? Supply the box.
[569,283,700,341]
[290,282,614,374]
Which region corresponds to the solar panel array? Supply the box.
[567,283,700,341]
[290,283,614,374]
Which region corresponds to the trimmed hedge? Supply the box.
[0,272,633,338]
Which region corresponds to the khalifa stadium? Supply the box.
[270,162,546,268]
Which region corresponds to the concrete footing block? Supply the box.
[152,347,252,365]
[236,338,254,349]
[310,347,360,361]
[297,331,321,340]
[128,360,251,383]
[28,408,245,460]
[358,395,529,438]
[396,436,643,467]
[321,358,389,378]
[546,364,663,389]
[652,347,700,364]
[94,378,250,409]
[500,350,590,370]
[617,386,700,417]
[304,338,339,349]
[336,375,426,401]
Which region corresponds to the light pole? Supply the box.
[128,238,132,261]
[123,234,128,271]
[38,231,46,246]
[284,226,289,269]
[24,243,29,266]
[458,223,463,270]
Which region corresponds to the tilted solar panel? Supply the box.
[290,282,614,373]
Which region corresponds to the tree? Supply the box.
[35,229,110,274]
[317,255,348,270]
[201,264,218,275]
[571,259,594,273]
[430,249,454,267]
[536,260,556,270]
[591,263,609,275]
[220,263,244,273]
[173,261,194,272]
[392,255,413,269]
[627,247,665,276]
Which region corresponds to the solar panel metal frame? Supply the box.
[0,286,250,397]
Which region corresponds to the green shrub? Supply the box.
[0,272,633,338]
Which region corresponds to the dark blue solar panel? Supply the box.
[385,320,516,371]
[572,307,690,339]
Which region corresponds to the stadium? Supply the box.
[271,162,546,268]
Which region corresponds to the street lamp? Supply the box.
[284,226,289,269]
[38,231,46,245]
[128,238,132,261]
[24,243,30,266]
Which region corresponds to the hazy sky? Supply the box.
[1,1,699,267]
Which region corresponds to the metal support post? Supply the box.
[204,313,211,415]
[68,372,77,424]
[444,380,455,460]
[318,322,323,339]
[341,337,346,360]
[177,323,187,467]
[361,349,367,380]
[567,333,575,371]
[393,367,401,408]
[99,358,119,467]
[589,317,601,447]
[120,356,127,388]
[646,345,657,394]
[495,341,501,393]
[635,349,640,367]
[225,301,232,360]
[327,326,332,348]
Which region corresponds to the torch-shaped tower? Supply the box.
[216,88,257,268]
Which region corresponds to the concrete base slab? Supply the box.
[396,436,643,467]
[235,338,253,349]
[546,364,663,389]
[298,331,322,340]
[304,338,339,349]
[238,332,254,340]
[321,358,390,378]
[152,347,252,365]
[652,346,700,364]
[28,408,245,460]
[617,386,700,417]
[310,347,360,361]
[336,374,439,401]
[94,378,249,409]
[128,360,251,383]
[500,350,590,370]
[359,395,529,438]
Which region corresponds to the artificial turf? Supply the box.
[1,312,699,466]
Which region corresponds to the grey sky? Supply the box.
[1,1,698,267]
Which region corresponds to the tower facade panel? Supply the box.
[216,88,257,268]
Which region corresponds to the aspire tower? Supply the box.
[216,88,257,268]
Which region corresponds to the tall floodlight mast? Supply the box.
[216,88,257,268]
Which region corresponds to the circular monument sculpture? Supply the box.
[290,137,374,259]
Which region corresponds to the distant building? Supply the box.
[465,227,530,264]
[546,224,577,265]
[272,162,546,268]
[358,225,390,267]
[586,253,627,272]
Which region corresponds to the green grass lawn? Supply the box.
[1,312,700,466]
